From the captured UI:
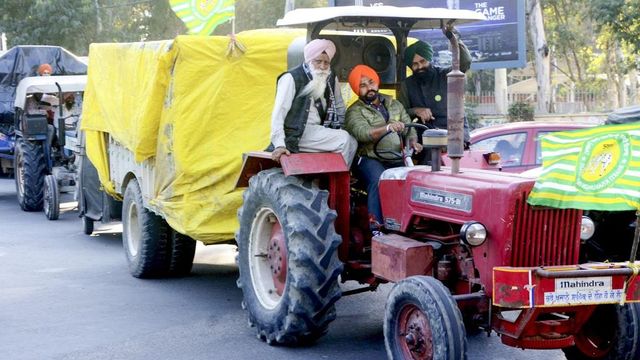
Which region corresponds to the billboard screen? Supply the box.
[329,0,526,70]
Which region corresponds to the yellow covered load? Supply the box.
[82,29,304,244]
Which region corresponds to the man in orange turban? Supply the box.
[347,64,379,99]
[38,63,52,76]
[344,65,422,227]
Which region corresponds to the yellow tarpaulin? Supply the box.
[82,29,305,244]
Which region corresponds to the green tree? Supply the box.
[95,0,185,42]
[0,0,333,55]
[0,0,97,54]
[590,0,640,55]
[0,0,186,55]
[215,0,328,35]
[543,0,594,84]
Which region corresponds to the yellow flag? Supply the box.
[170,0,235,36]
[528,123,640,210]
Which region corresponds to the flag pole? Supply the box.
[630,210,640,262]
[226,11,245,58]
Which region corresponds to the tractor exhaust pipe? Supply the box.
[444,21,465,174]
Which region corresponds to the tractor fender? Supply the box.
[235,151,349,188]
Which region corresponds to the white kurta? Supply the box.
[270,73,357,167]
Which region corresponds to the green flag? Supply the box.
[528,122,640,210]
[170,0,235,36]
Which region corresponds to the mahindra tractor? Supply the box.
[236,6,640,360]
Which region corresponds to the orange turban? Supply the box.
[348,65,380,94]
[38,63,52,76]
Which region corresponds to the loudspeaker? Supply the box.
[287,34,396,85]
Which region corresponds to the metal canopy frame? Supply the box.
[277,5,485,83]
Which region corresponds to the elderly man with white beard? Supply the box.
[269,39,357,166]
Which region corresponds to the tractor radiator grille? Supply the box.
[511,192,582,267]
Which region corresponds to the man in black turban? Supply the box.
[398,29,472,153]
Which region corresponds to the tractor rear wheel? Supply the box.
[14,139,45,211]
[563,303,640,360]
[43,174,59,220]
[236,168,343,345]
[122,179,170,278]
[384,276,467,360]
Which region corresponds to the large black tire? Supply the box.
[122,179,170,278]
[14,139,46,211]
[43,174,59,220]
[563,303,640,360]
[168,229,196,277]
[82,216,94,235]
[236,168,343,345]
[384,276,467,360]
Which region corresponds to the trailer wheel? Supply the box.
[168,229,196,277]
[563,303,640,360]
[82,216,94,235]
[14,139,45,211]
[43,174,59,220]
[236,168,343,345]
[122,179,170,278]
[384,276,467,360]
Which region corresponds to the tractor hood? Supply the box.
[379,166,534,232]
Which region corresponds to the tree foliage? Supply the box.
[543,0,594,84]
[214,0,328,35]
[589,0,640,55]
[539,0,638,108]
[0,0,329,55]
[0,0,97,55]
[0,0,186,55]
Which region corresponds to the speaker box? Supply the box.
[287,34,396,85]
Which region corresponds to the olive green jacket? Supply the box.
[345,94,415,161]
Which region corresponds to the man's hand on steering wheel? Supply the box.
[409,139,423,154]
[373,123,430,161]
[386,121,405,133]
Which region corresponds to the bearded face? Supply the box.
[300,53,331,100]
[64,96,75,110]
[363,87,378,102]
[358,76,379,102]
[411,54,432,82]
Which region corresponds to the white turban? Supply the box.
[303,39,336,63]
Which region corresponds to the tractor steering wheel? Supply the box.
[373,122,431,161]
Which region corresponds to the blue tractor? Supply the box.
[0,46,87,211]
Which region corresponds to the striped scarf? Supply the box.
[302,63,342,129]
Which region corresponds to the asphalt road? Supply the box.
[0,176,567,360]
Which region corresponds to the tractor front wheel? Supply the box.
[563,303,640,360]
[236,168,343,345]
[384,276,467,360]
[43,174,59,220]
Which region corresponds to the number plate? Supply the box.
[544,277,622,305]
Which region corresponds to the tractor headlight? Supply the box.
[460,221,487,246]
[580,216,595,240]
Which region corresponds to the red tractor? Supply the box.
[236,7,640,360]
